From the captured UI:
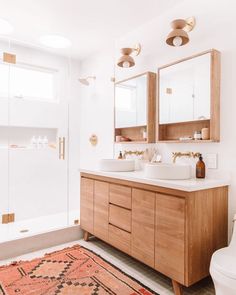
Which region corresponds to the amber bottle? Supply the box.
[118,151,123,159]
[196,154,205,179]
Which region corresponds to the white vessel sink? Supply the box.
[99,159,135,172]
[145,163,191,180]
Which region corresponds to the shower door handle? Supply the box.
[59,137,65,160]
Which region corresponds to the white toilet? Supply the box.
[210,214,236,295]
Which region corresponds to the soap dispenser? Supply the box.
[196,154,206,179]
[118,151,123,159]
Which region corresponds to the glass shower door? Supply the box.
[7,40,70,239]
[0,38,11,242]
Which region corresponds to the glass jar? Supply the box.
[194,131,202,140]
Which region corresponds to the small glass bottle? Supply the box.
[196,154,206,179]
[118,151,123,159]
[194,131,202,140]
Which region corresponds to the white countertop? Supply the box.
[80,169,230,192]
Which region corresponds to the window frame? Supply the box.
[0,60,59,103]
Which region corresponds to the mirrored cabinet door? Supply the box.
[115,74,147,128]
[159,53,211,124]
[114,72,156,143]
[157,49,220,142]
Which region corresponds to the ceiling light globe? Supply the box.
[166,28,189,47]
[123,61,130,68]
[173,36,183,47]
[117,55,135,68]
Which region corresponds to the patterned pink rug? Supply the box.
[0,244,158,294]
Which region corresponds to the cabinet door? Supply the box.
[80,178,94,234]
[131,189,155,267]
[94,180,109,242]
[155,193,185,284]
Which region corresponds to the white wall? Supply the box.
[79,0,236,236]
[79,51,115,170]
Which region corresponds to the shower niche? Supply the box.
[0,126,57,149]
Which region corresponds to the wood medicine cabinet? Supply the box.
[157,49,220,143]
[114,72,156,143]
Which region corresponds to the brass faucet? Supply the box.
[172,151,201,163]
[123,150,144,159]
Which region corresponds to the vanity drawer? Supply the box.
[109,224,131,254]
[109,184,131,209]
[109,204,131,232]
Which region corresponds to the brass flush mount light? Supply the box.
[89,134,98,146]
[166,17,196,47]
[117,43,141,68]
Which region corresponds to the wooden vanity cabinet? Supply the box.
[93,180,109,242]
[80,177,94,236]
[80,173,228,295]
[155,194,185,284]
[132,188,155,268]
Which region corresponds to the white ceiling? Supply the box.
[0,0,183,60]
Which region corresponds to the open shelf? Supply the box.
[157,140,215,143]
[115,140,148,144]
[115,125,148,143]
[158,119,213,142]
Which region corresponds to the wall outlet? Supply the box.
[206,153,218,169]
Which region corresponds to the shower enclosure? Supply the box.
[0,38,77,243]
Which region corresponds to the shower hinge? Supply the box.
[74,219,80,225]
[2,213,15,224]
[3,52,16,64]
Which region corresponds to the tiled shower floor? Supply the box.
[0,210,80,242]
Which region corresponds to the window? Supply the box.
[0,62,56,102]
